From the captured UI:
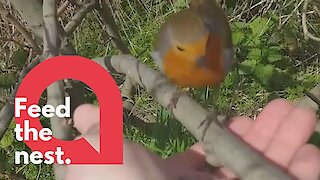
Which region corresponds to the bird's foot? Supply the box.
[198,113,228,167]
[167,87,183,111]
[198,112,228,141]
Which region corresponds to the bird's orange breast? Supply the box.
[162,36,225,88]
[163,51,224,88]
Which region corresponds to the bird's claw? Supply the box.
[198,113,227,141]
[167,88,182,111]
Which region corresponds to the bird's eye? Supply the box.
[177,46,185,51]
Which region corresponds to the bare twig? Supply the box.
[314,5,320,17]
[68,0,85,6]
[294,52,318,67]
[229,0,268,22]
[0,2,41,54]
[95,0,130,54]
[0,37,32,49]
[64,0,96,36]
[57,0,69,16]
[302,0,320,41]
[279,0,304,27]
[94,55,292,180]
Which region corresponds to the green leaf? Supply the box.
[248,48,262,61]
[231,21,249,45]
[254,64,275,85]
[232,30,245,45]
[248,17,272,45]
[232,21,248,29]
[0,73,17,88]
[249,17,271,36]
[0,130,14,148]
[266,46,282,62]
[11,48,29,69]
[239,59,257,75]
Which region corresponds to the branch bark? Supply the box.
[0,2,41,54]
[302,0,320,42]
[296,84,320,133]
[296,84,320,111]
[57,0,69,16]
[64,0,96,36]
[94,55,292,180]
[42,1,75,179]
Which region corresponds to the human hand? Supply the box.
[63,99,320,180]
[172,99,320,179]
[63,104,214,180]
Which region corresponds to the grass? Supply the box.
[0,0,319,179]
[101,0,320,159]
[116,0,320,156]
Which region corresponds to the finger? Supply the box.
[166,143,207,170]
[178,170,213,180]
[66,140,171,180]
[184,143,240,178]
[242,99,295,151]
[227,116,253,136]
[288,144,320,180]
[73,104,100,134]
[189,142,205,155]
[264,107,317,167]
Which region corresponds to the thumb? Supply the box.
[73,104,100,134]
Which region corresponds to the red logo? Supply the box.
[15,56,123,164]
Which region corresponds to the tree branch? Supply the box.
[64,0,96,36]
[93,55,292,180]
[296,84,320,133]
[57,0,69,16]
[43,0,73,139]
[0,2,41,54]
[0,37,32,49]
[42,1,74,179]
[296,84,320,110]
[302,0,320,42]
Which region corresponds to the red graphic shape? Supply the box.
[15,56,123,164]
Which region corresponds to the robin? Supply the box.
[152,0,234,89]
